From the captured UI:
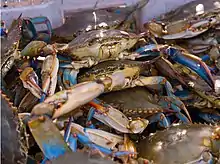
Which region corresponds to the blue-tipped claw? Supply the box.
[165,47,215,89]
[148,113,170,128]
[158,96,192,123]
[200,55,218,74]
[28,116,71,160]
[135,44,160,56]
[67,135,77,152]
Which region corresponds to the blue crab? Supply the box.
[158,0,220,23]
[19,29,147,70]
[77,59,192,123]
[96,87,170,128]
[144,5,219,40]
[27,114,137,163]
[135,44,215,90]
[137,123,220,164]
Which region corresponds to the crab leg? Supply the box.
[20,41,56,58]
[30,81,105,118]
[40,54,59,102]
[20,67,43,99]
[135,44,168,57]
[69,123,136,158]
[165,47,215,89]
[158,96,192,123]
[18,92,38,112]
[86,107,96,129]
[154,57,188,86]
[50,71,127,119]
[131,76,192,123]
[71,123,124,149]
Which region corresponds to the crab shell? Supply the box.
[99,87,164,118]
[158,0,220,23]
[1,93,27,164]
[20,41,55,57]
[77,59,152,91]
[137,124,220,164]
[58,29,140,60]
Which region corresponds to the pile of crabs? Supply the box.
[1,1,220,164]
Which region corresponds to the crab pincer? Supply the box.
[19,67,44,99]
[34,81,105,119]
[88,99,149,133]
[165,47,215,89]
[78,59,192,124]
[67,123,137,160]
[40,54,59,102]
[20,40,56,58]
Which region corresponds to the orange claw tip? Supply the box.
[88,101,106,112]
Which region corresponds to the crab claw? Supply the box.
[41,54,59,102]
[44,81,105,119]
[20,67,43,99]
[165,47,215,89]
[28,116,71,160]
[158,96,192,123]
[71,122,124,150]
[127,118,149,133]
[20,41,56,58]
[162,18,216,40]
[31,102,55,117]
[89,99,148,133]
[135,44,168,58]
